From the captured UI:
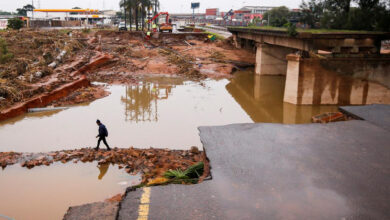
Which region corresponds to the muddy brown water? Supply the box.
[0,70,338,152]
[0,162,141,220]
[0,70,339,220]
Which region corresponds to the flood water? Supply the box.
[0,70,338,220]
[0,162,141,220]
[0,70,338,152]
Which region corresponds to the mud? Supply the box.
[49,84,110,107]
[0,146,204,185]
[87,30,255,83]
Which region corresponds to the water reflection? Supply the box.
[226,70,338,124]
[121,83,173,122]
[98,163,109,180]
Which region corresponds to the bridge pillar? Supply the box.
[283,54,302,104]
[283,54,390,105]
[255,43,296,75]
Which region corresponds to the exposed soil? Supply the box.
[49,84,110,107]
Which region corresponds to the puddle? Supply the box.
[0,162,140,220]
[0,70,338,153]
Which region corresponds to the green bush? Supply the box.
[0,38,13,64]
[286,22,298,37]
[7,18,23,30]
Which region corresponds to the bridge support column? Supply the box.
[283,54,302,104]
[283,54,390,105]
[255,44,296,75]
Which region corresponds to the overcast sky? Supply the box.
[1,0,303,13]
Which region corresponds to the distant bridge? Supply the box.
[228,27,390,105]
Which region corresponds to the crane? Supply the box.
[147,12,173,33]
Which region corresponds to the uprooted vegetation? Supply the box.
[0,37,13,64]
[158,48,204,78]
[0,30,89,109]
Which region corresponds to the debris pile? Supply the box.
[0,147,204,184]
[0,152,22,168]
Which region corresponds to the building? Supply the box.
[234,6,275,21]
[239,6,275,14]
[205,8,219,20]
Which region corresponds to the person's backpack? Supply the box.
[103,126,108,137]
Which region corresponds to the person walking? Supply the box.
[95,120,111,151]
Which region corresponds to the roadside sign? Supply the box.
[191,2,200,9]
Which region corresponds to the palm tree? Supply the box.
[120,0,159,31]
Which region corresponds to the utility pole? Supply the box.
[31,0,34,19]
[124,0,127,30]
[268,12,270,26]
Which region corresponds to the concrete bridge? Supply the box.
[228,27,390,105]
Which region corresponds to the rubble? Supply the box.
[0,147,204,184]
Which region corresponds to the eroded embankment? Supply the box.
[1,30,256,122]
[0,147,205,185]
[0,52,114,122]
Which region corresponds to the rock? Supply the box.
[190,146,200,154]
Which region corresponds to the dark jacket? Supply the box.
[98,124,108,137]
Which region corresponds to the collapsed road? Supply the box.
[114,105,390,220]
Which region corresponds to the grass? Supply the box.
[229,26,384,34]
[164,162,204,180]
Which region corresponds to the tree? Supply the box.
[7,18,24,30]
[0,11,13,15]
[300,0,390,31]
[120,0,159,31]
[300,0,324,28]
[263,6,290,27]
[16,4,35,16]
